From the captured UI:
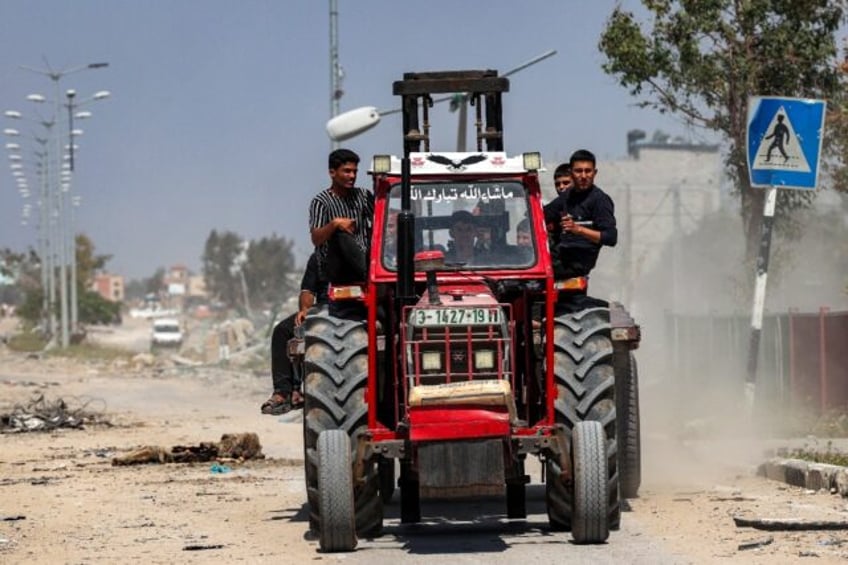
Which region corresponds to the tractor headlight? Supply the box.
[372,154,392,173]
[474,350,495,370]
[422,351,442,371]
[522,152,542,171]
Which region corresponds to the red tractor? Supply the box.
[302,70,641,552]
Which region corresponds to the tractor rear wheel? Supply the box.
[571,421,609,543]
[618,352,641,499]
[304,310,382,538]
[317,430,357,552]
[545,307,620,532]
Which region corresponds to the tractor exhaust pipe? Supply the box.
[397,156,416,311]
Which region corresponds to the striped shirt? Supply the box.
[308,186,375,278]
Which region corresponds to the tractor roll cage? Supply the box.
[393,70,509,155]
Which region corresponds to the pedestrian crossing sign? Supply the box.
[747,96,826,190]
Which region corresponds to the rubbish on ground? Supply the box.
[112,432,263,466]
[738,536,774,551]
[0,393,111,433]
[183,544,224,551]
[209,463,232,474]
[1,515,25,521]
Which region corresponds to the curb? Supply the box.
[758,458,848,495]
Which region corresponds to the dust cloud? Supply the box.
[618,195,848,492]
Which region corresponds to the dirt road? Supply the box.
[2,326,848,563]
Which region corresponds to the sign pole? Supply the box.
[745,186,777,410]
[745,95,825,415]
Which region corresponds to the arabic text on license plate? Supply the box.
[411,307,502,327]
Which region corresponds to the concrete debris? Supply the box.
[734,516,848,531]
[112,432,263,466]
[759,458,848,494]
[836,469,848,498]
[131,353,155,368]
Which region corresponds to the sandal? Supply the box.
[261,392,292,415]
[291,390,304,409]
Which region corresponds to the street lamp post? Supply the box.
[63,88,108,332]
[3,120,56,336]
[70,194,81,329]
[19,61,108,347]
[325,50,558,148]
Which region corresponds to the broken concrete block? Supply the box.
[131,353,155,368]
[806,463,843,492]
[759,459,787,483]
[783,459,810,488]
[836,469,848,498]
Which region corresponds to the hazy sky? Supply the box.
[0,1,701,280]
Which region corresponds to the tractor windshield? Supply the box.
[382,180,536,270]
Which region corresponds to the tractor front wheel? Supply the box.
[303,311,382,538]
[317,430,357,552]
[571,421,609,543]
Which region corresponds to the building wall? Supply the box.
[92,273,125,302]
[187,275,207,298]
[542,143,723,307]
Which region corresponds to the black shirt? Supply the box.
[543,185,617,276]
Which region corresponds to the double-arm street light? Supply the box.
[61,88,110,330]
[9,60,109,347]
[4,113,60,337]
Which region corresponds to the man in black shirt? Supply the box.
[543,149,617,278]
[261,253,327,415]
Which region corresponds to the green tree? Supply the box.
[599,1,848,261]
[243,234,297,308]
[75,233,111,289]
[202,229,243,307]
[124,268,165,302]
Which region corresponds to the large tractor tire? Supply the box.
[303,311,382,538]
[545,307,620,532]
[571,421,609,543]
[317,430,357,552]
[618,352,641,499]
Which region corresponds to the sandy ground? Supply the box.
[2,316,848,563]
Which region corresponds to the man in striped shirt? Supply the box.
[308,149,375,284]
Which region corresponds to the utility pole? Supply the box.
[622,183,632,305]
[671,184,682,376]
[671,184,682,313]
[329,0,341,150]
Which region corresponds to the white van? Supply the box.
[151,318,184,348]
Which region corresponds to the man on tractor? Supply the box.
[543,149,617,280]
[308,148,375,285]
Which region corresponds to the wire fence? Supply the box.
[664,308,848,415]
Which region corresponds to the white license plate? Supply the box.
[410,307,503,327]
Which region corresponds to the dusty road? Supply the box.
[1,319,848,563]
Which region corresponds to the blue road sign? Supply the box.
[747,96,826,190]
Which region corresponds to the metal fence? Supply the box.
[665,308,848,415]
